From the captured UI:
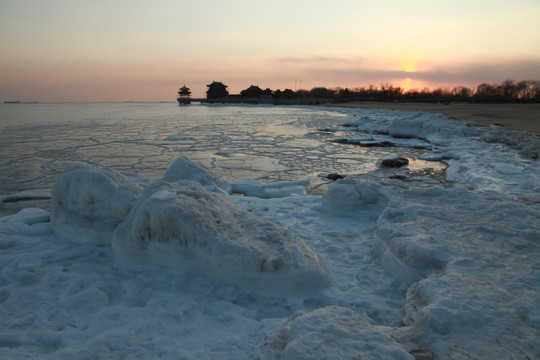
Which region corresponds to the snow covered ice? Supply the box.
[1,104,539,359]
[112,180,332,292]
[51,163,143,245]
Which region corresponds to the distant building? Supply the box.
[176,81,299,105]
[206,81,229,99]
[240,85,264,99]
[177,85,192,104]
[281,89,296,99]
[261,88,273,101]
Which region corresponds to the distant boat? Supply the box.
[4,100,21,104]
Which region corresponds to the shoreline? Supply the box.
[328,102,540,134]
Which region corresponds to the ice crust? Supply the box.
[230,179,309,198]
[49,159,331,293]
[2,105,540,359]
[50,163,143,245]
[163,155,231,194]
[322,177,388,213]
[262,306,413,360]
[112,181,332,292]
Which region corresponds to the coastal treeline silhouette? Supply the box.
[299,79,540,104]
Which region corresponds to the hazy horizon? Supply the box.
[2,0,540,102]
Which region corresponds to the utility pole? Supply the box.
[294,79,297,91]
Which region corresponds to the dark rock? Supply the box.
[1,195,50,203]
[381,157,409,168]
[326,173,346,181]
[389,175,408,180]
[331,139,395,147]
[332,138,352,144]
[409,349,433,360]
[359,140,395,147]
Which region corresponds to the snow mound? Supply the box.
[111,181,332,292]
[51,163,143,245]
[388,112,480,143]
[262,306,413,360]
[375,205,448,285]
[0,208,51,239]
[322,177,388,214]
[342,115,390,134]
[163,155,230,194]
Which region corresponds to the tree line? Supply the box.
[295,79,540,103]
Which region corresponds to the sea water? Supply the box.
[0,102,416,213]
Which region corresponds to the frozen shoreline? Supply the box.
[1,105,539,359]
[330,102,540,133]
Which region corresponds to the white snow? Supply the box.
[322,177,388,213]
[163,155,231,194]
[262,306,413,359]
[50,163,143,245]
[1,105,539,359]
[111,180,332,292]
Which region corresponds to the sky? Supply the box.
[1,0,540,102]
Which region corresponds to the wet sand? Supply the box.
[330,102,540,134]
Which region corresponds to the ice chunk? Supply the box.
[388,112,480,141]
[341,115,390,134]
[51,163,143,245]
[375,205,448,285]
[419,153,444,161]
[163,155,230,194]
[150,189,177,201]
[322,178,388,213]
[111,181,332,292]
[230,179,308,198]
[0,208,51,238]
[262,306,413,360]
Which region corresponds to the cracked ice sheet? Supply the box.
[0,104,383,195]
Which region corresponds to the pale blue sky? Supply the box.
[2,0,539,101]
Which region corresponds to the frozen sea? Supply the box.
[0,102,539,359]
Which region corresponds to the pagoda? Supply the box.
[177,85,192,105]
[206,81,229,99]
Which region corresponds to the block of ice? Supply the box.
[322,177,388,213]
[388,112,480,142]
[375,205,448,285]
[230,179,308,198]
[419,153,444,161]
[51,163,143,245]
[262,306,413,360]
[163,155,231,194]
[0,208,51,238]
[111,181,332,292]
